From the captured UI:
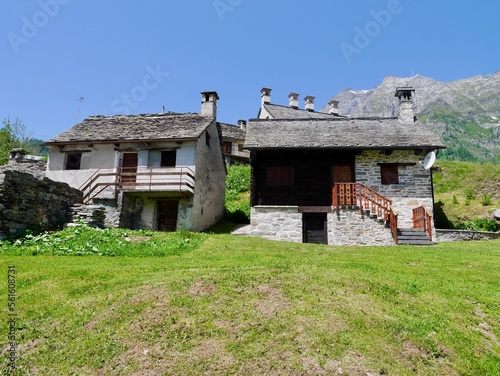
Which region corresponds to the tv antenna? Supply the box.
[75,96,85,125]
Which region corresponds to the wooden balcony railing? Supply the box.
[332,182,399,244]
[332,183,393,220]
[413,206,433,241]
[80,166,195,204]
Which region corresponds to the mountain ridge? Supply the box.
[322,72,500,161]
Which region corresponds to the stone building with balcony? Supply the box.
[43,91,226,232]
[244,88,446,246]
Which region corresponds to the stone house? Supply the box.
[220,120,249,165]
[244,88,446,246]
[43,91,226,232]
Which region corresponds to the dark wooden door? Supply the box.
[332,165,353,183]
[157,200,178,232]
[303,213,327,244]
[121,153,138,189]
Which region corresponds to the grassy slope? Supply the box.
[433,160,500,228]
[1,233,499,375]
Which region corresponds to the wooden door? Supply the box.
[157,200,178,232]
[332,165,353,183]
[303,213,327,244]
[121,153,138,189]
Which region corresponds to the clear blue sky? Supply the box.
[1,0,499,141]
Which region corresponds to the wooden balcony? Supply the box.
[80,167,195,204]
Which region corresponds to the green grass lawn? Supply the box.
[1,229,499,375]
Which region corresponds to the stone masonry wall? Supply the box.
[250,206,303,243]
[0,170,83,237]
[327,209,394,246]
[355,150,434,228]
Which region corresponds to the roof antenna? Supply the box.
[162,105,165,114]
[75,96,85,125]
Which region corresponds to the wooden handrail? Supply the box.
[332,183,393,220]
[413,206,433,241]
[390,206,398,245]
[80,166,196,204]
[332,183,399,245]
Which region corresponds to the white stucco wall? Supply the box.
[191,121,226,231]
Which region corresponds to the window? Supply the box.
[223,141,232,154]
[237,144,244,152]
[161,150,176,167]
[266,166,294,185]
[66,152,82,170]
[380,164,399,185]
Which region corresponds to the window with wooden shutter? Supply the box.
[266,166,294,185]
[380,164,399,185]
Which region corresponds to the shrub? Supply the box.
[481,194,493,206]
[452,195,459,205]
[465,188,476,200]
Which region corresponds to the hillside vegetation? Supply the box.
[1,229,499,375]
[433,160,500,230]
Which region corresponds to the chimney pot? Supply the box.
[238,119,247,131]
[288,92,299,109]
[261,87,272,106]
[328,99,340,115]
[200,91,219,117]
[304,95,315,112]
[395,87,415,123]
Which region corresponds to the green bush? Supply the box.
[481,194,493,206]
[224,165,250,223]
[465,188,476,200]
[457,218,497,232]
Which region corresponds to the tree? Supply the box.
[0,118,34,165]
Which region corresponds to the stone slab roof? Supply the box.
[244,118,446,150]
[261,104,344,119]
[219,122,246,141]
[44,113,214,145]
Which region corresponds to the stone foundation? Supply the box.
[327,209,394,246]
[250,206,396,246]
[250,206,303,243]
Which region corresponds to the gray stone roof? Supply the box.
[44,113,214,145]
[244,118,446,150]
[261,104,343,119]
[219,122,246,141]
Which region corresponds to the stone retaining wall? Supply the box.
[436,229,499,242]
[0,170,82,237]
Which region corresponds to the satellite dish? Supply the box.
[423,151,436,170]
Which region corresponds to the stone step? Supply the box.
[397,228,434,246]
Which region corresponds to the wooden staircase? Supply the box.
[332,183,434,246]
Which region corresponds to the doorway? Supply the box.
[157,200,179,232]
[121,153,138,189]
[303,213,327,244]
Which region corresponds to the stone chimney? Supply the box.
[9,148,26,164]
[288,92,299,109]
[200,91,219,117]
[328,99,340,115]
[304,96,315,112]
[395,87,416,123]
[238,119,247,131]
[261,87,272,106]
